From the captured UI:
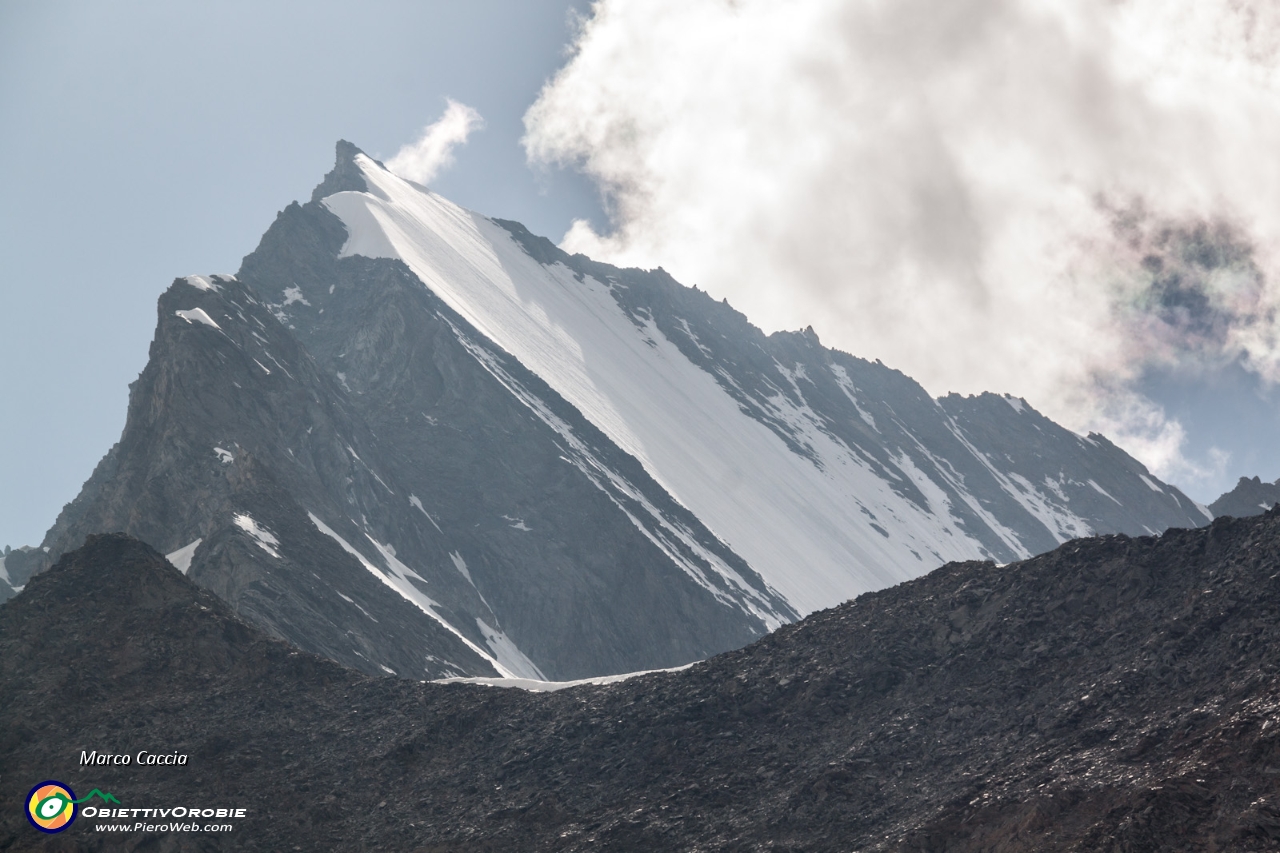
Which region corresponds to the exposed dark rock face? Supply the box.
[1211,474,1280,520]
[308,139,369,202]
[4,515,1280,851]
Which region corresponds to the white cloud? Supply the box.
[524,0,1280,486]
[1078,378,1229,492]
[388,99,484,186]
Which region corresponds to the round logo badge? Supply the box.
[27,781,77,833]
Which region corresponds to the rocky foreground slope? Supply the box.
[4,517,1280,851]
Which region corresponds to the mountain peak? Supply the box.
[310,139,373,202]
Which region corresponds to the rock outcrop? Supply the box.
[1210,474,1280,520]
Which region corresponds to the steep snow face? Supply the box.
[323,157,1001,613]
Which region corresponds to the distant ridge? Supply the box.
[1210,474,1280,520]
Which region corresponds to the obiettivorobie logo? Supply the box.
[26,781,119,833]
[26,781,246,835]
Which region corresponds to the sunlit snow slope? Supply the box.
[321,153,1209,615]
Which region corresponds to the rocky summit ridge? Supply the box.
[4,510,1280,850]
[8,142,1212,682]
[1211,475,1280,521]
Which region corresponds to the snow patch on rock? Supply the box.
[476,617,545,680]
[175,308,222,330]
[184,275,220,292]
[409,495,444,533]
[233,513,281,559]
[282,285,312,307]
[165,538,203,574]
[436,662,695,692]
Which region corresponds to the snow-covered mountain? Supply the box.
[20,142,1211,678]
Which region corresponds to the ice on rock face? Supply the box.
[183,274,236,291]
[409,495,444,533]
[336,591,378,621]
[830,364,877,431]
[449,551,472,584]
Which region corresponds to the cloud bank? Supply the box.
[388,99,484,186]
[524,0,1280,492]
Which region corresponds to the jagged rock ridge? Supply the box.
[1211,474,1280,520]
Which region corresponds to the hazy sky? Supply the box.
[4,0,1280,549]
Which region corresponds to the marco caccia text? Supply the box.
[80,750,188,766]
